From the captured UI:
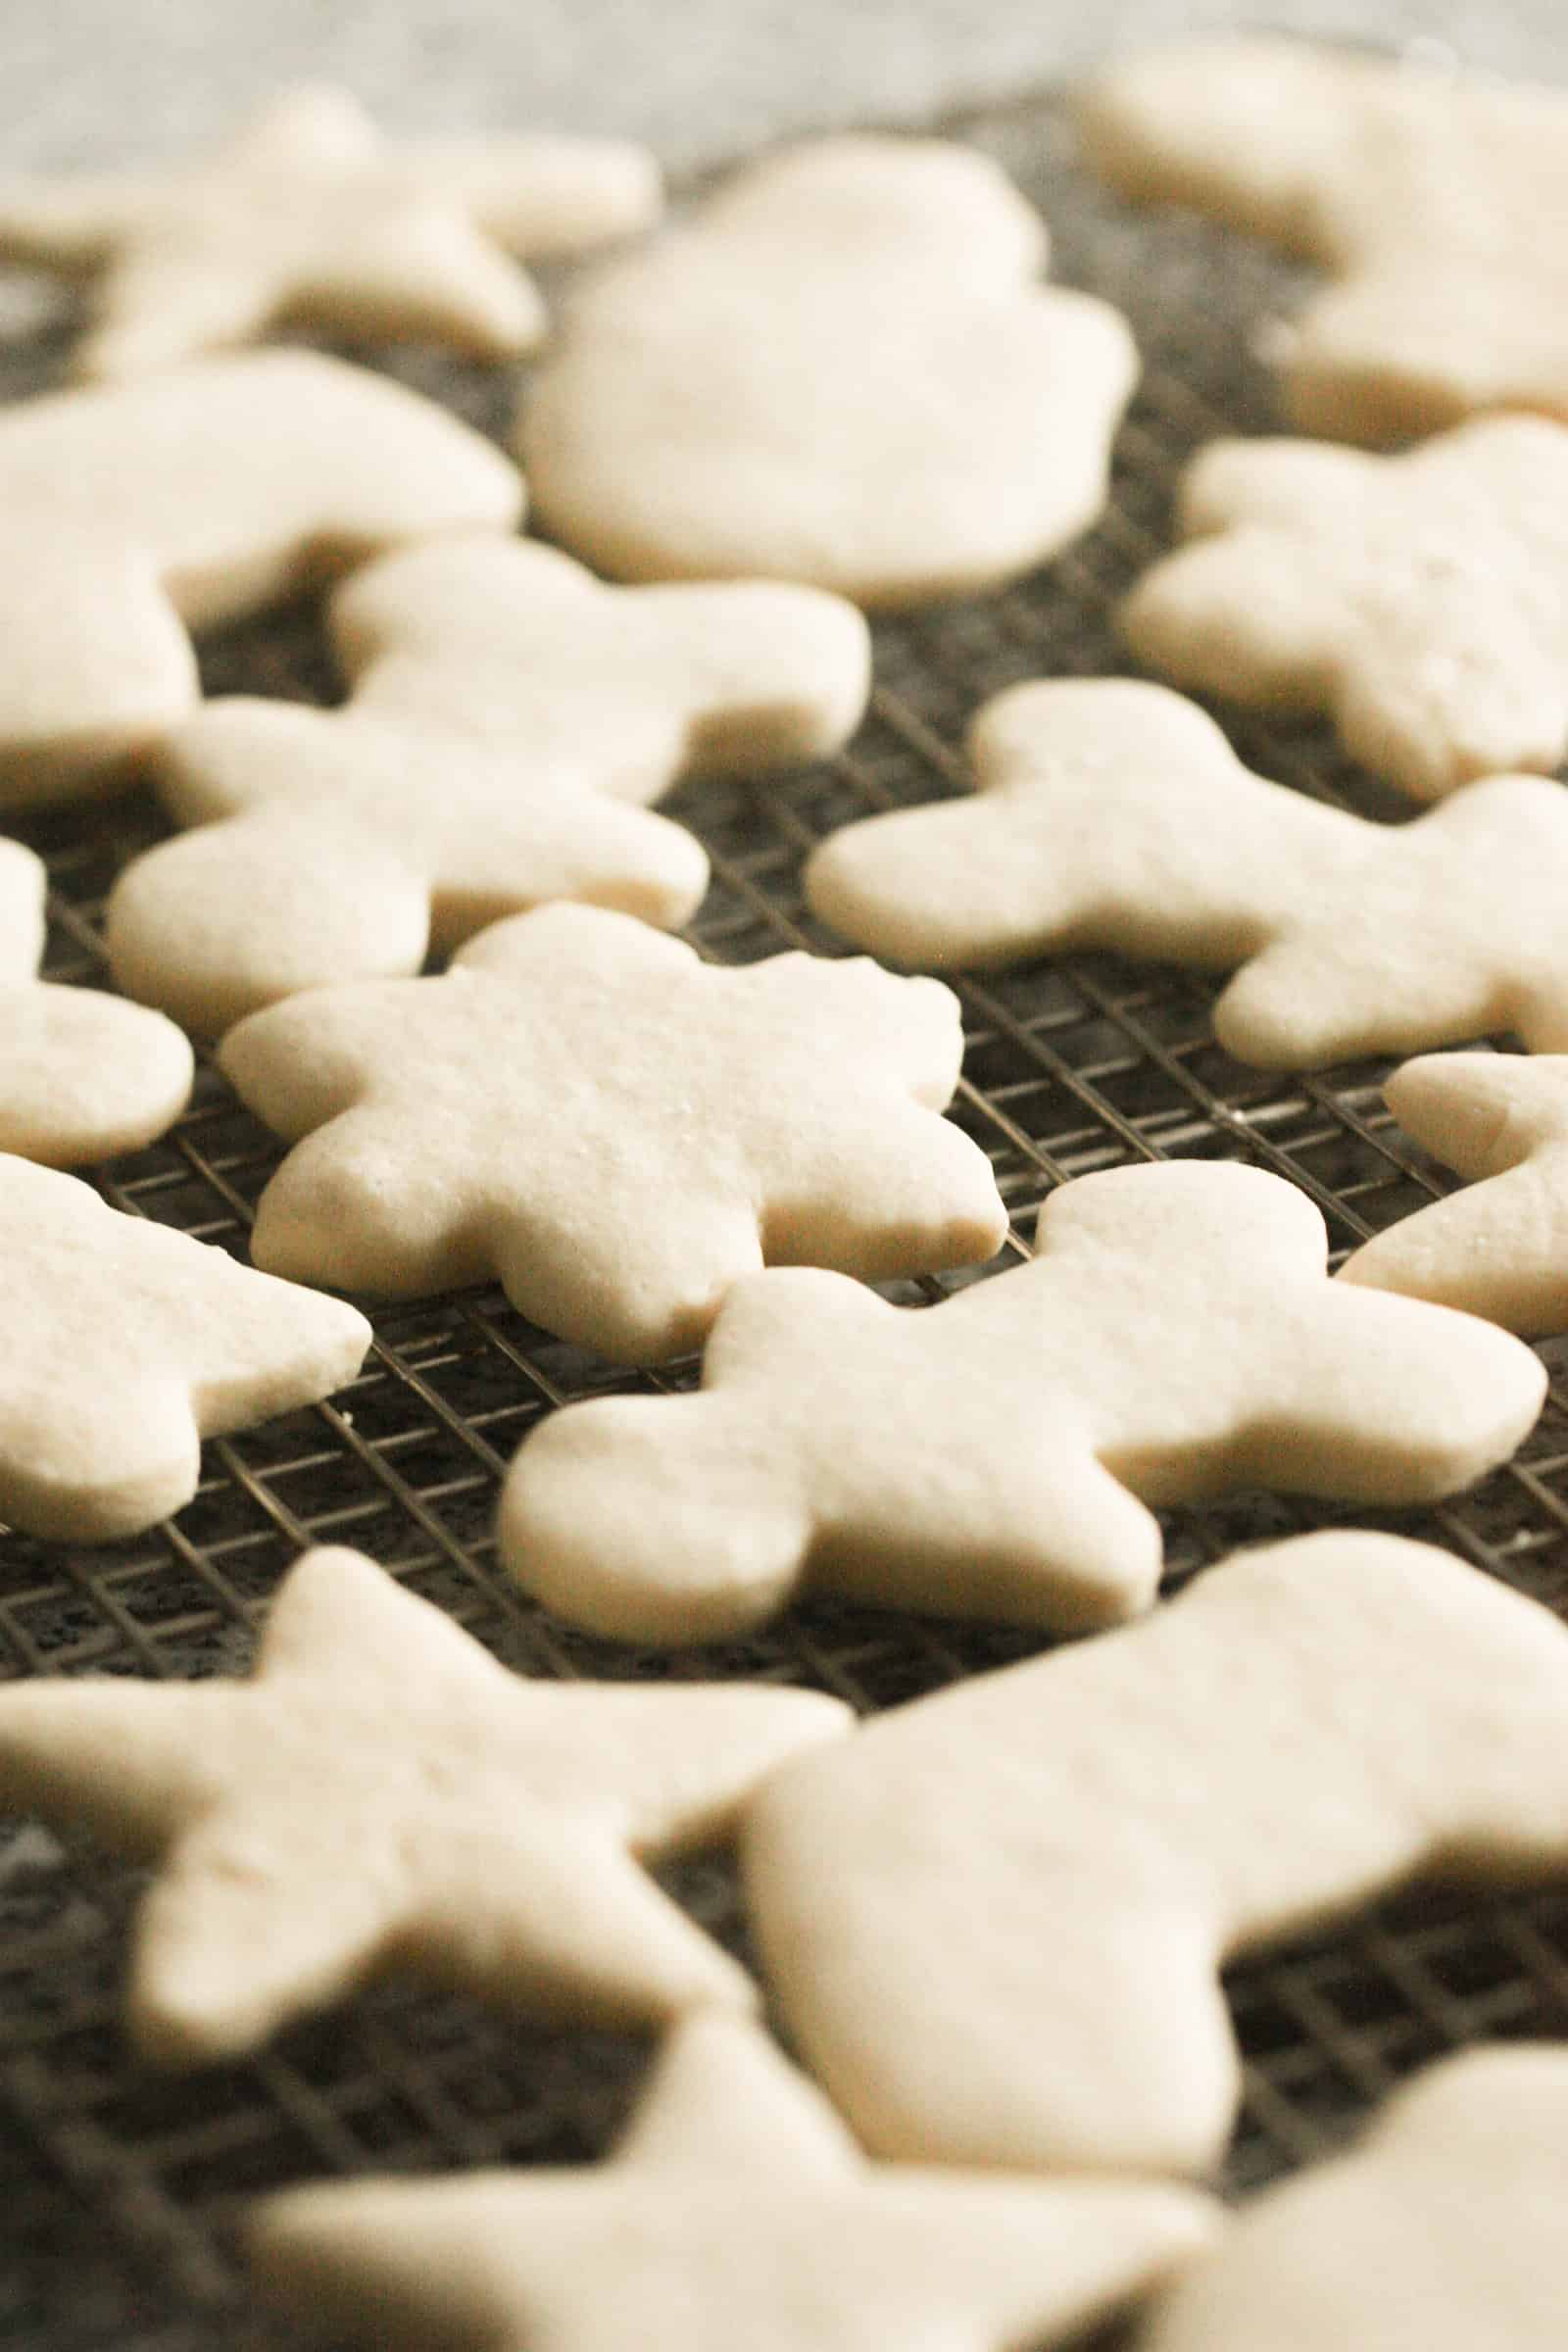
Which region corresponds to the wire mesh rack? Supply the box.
[4,79,1568,2352]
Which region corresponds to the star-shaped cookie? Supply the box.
[1340,1052,1568,1335]
[0,84,662,377]
[1119,419,1568,801]
[220,904,1006,1364]
[106,534,869,1033]
[0,349,520,808]
[1138,2046,1568,2352]
[806,678,1568,1068]
[0,838,191,1163]
[520,134,1138,607]
[249,2012,1217,2352]
[0,1154,370,1540]
[1078,38,1568,443]
[745,1531,1568,2177]
[0,1548,850,2065]
[501,1160,1544,1642]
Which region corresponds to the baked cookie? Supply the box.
[0,1547,849,2062]
[106,533,869,1033]
[0,1155,369,1540]
[519,134,1138,607]
[744,1530,1568,2176]
[1078,37,1568,443]
[501,1161,1544,1643]
[220,905,1005,1363]
[1120,419,1568,801]
[1136,2045,1568,2351]
[806,678,1568,1066]
[0,350,521,808]
[0,838,191,1164]
[1341,1052,1568,1335]
[0,84,661,377]
[250,2012,1217,2352]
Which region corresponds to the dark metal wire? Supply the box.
[2,85,1568,2352]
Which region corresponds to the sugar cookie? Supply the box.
[1136,2045,1568,2351]
[0,1155,369,1540]
[0,1547,849,2062]
[0,84,662,377]
[1078,38,1568,444]
[502,1162,1544,1644]
[250,2011,1217,2352]
[220,904,1005,1363]
[1340,1052,1568,1335]
[744,1530,1568,2176]
[0,838,192,1164]
[0,349,521,808]
[1119,419,1568,801]
[519,134,1138,608]
[807,678,1568,1067]
[106,533,869,1033]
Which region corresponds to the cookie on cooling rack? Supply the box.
[744,1530,1568,2177]
[249,2012,1218,2352]
[0,1547,850,2063]
[519,133,1138,607]
[0,349,520,808]
[806,676,1568,1066]
[1078,37,1568,444]
[0,837,191,1164]
[106,533,869,1034]
[1119,418,1568,801]
[501,1160,1544,1643]
[0,1154,369,1540]
[1341,1051,1568,1335]
[219,903,1006,1364]
[0,83,662,377]
[1134,2044,1568,2350]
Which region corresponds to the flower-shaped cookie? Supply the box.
[1138,2046,1568,2352]
[0,349,520,808]
[106,534,869,1033]
[0,84,661,377]
[520,134,1139,607]
[745,1531,1568,2177]
[0,1154,369,1540]
[251,2013,1217,2352]
[1342,1052,1568,1336]
[807,678,1568,1067]
[220,905,1005,1363]
[0,838,191,1163]
[0,1547,849,2062]
[1078,37,1568,442]
[501,1161,1544,1642]
[1119,419,1568,800]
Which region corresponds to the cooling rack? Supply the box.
[4,81,1568,2352]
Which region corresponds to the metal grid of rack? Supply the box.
[3,85,1568,2352]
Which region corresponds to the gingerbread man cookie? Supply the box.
[1119,419,1568,801]
[251,2013,1217,2352]
[220,905,1005,1363]
[0,1155,369,1540]
[1137,2045,1568,2352]
[0,838,191,1164]
[0,84,662,377]
[1078,38,1568,443]
[0,1548,849,2063]
[745,1531,1568,2176]
[502,1161,1543,1644]
[0,350,521,808]
[106,533,869,1033]
[520,134,1138,608]
[807,679,1568,1067]
[1341,1052,1568,1335]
